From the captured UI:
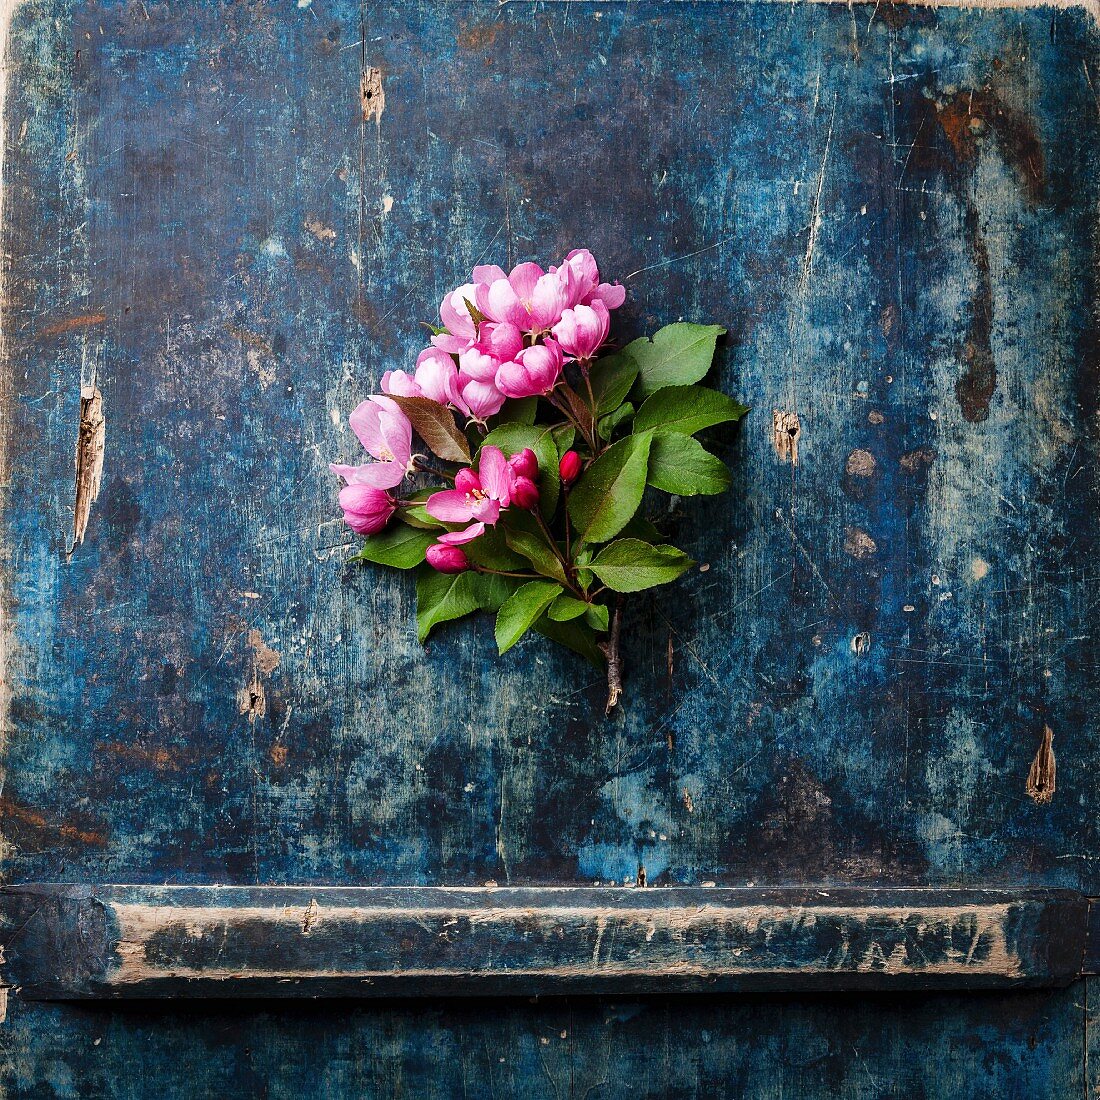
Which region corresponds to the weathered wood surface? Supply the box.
[1,884,1087,997]
[0,0,1097,1094]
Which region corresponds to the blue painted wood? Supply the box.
[1,884,1086,997]
[0,0,1097,1093]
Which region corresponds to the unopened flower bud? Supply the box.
[559,450,582,485]
[426,543,469,574]
[511,476,540,511]
[508,448,539,480]
[454,467,481,494]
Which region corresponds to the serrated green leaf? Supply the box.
[576,567,594,592]
[548,594,589,622]
[480,423,561,520]
[648,432,731,496]
[589,538,695,592]
[627,323,725,398]
[589,350,639,414]
[389,395,471,464]
[463,525,528,571]
[353,525,436,568]
[415,569,516,642]
[534,616,604,666]
[567,432,652,544]
[585,603,610,632]
[618,514,664,542]
[597,402,634,441]
[633,384,748,436]
[551,423,576,458]
[495,395,538,425]
[495,580,564,654]
[503,512,569,586]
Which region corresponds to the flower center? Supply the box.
[379,445,395,462]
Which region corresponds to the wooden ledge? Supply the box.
[0,884,1089,999]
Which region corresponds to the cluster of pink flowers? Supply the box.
[330,249,624,546]
[379,248,624,421]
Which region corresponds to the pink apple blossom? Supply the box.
[552,300,611,361]
[426,543,469,573]
[476,262,572,335]
[347,395,415,488]
[329,464,397,535]
[508,448,539,479]
[380,369,422,398]
[559,450,582,484]
[455,374,506,421]
[426,445,515,545]
[413,347,461,407]
[511,476,540,511]
[556,248,626,311]
[495,339,564,399]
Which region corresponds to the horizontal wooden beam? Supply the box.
[0,885,1088,998]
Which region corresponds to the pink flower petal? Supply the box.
[356,460,407,489]
[425,488,477,523]
[437,522,487,546]
[508,261,545,301]
[478,445,513,505]
[348,400,386,458]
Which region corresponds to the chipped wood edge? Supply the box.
[0,1,32,894]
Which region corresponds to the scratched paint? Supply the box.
[0,0,1098,1093]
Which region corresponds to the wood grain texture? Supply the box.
[0,884,1087,997]
[0,0,1097,1093]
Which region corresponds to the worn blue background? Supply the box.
[1,0,1098,1094]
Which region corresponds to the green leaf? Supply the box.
[576,567,594,592]
[567,432,652,544]
[415,569,517,642]
[389,395,471,464]
[648,432,731,496]
[495,395,538,426]
[627,323,725,398]
[548,594,589,622]
[589,538,695,592]
[415,569,482,642]
[589,349,639,414]
[534,616,604,666]
[463,525,528,571]
[503,512,569,586]
[352,525,436,568]
[618,514,664,542]
[551,423,575,458]
[633,384,748,436]
[480,423,560,520]
[597,402,634,441]
[585,603,610,632]
[397,487,446,530]
[495,580,564,654]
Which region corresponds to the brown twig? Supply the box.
[598,597,625,715]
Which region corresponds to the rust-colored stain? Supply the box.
[457,21,501,50]
[38,312,107,338]
[97,742,182,773]
[935,85,1046,206]
[270,744,288,767]
[899,446,936,472]
[844,526,877,559]
[225,324,273,354]
[1026,725,1056,805]
[0,796,107,848]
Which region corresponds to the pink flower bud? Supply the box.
[426,543,470,574]
[511,475,540,511]
[559,450,582,485]
[454,467,481,494]
[508,448,539,479]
